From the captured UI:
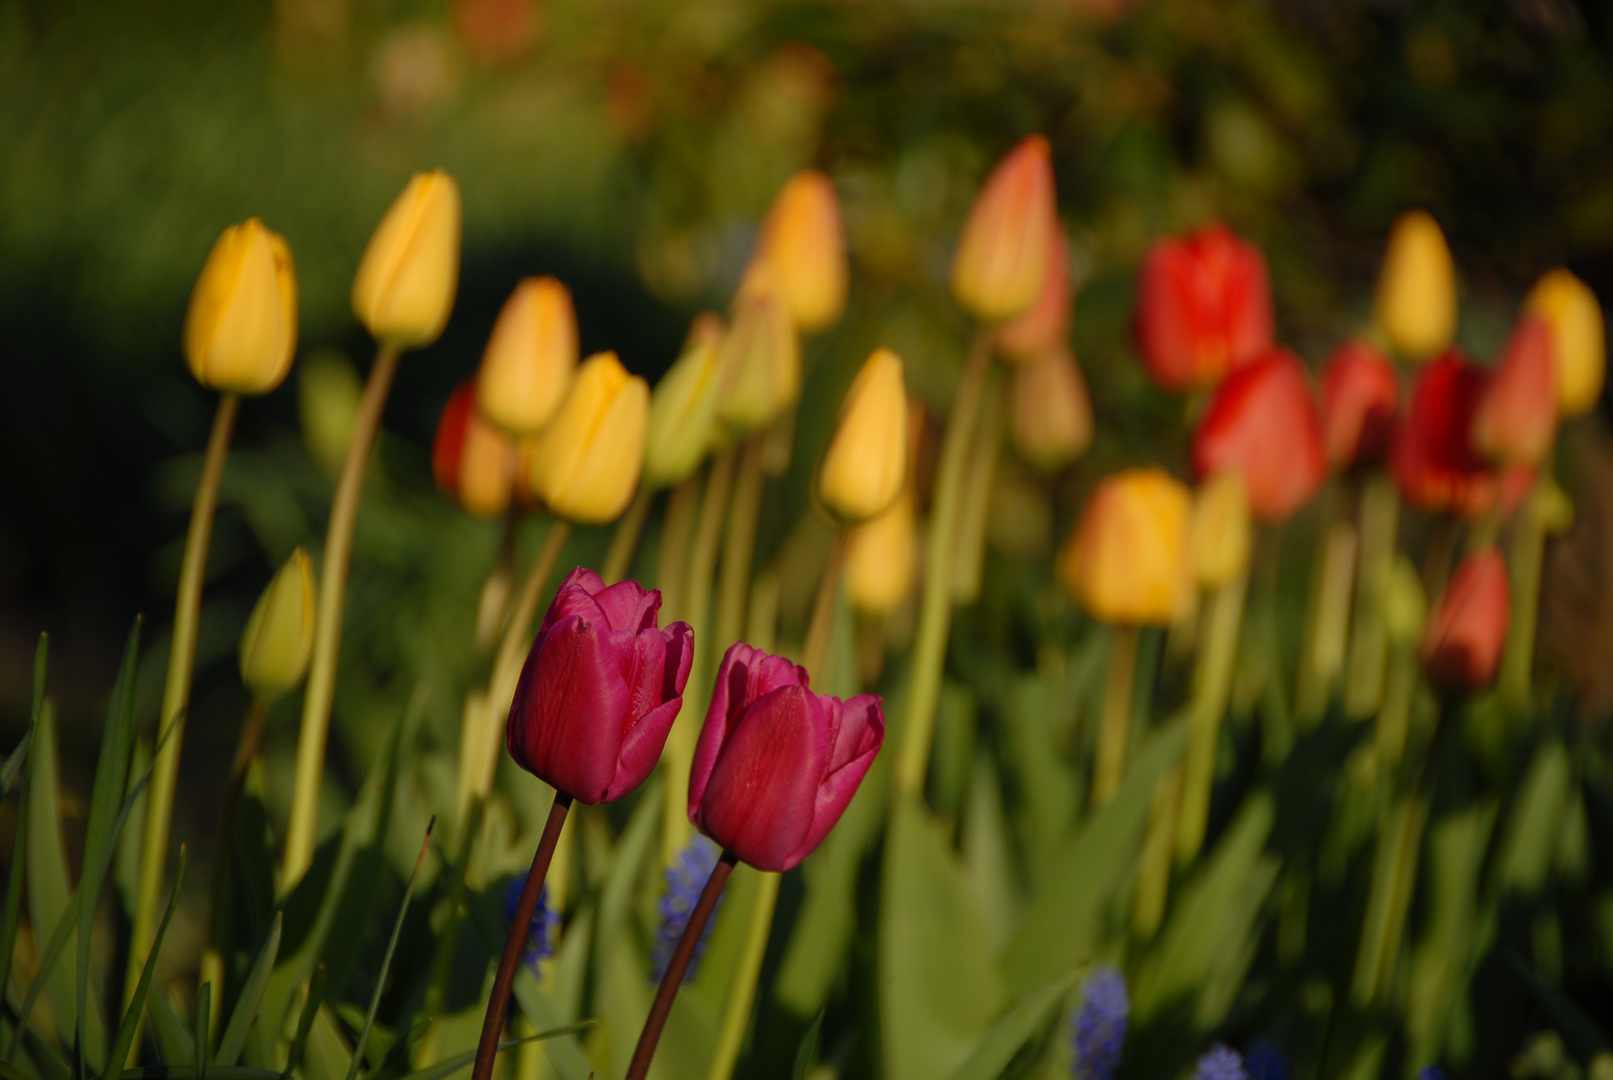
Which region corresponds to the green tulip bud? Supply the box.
[240,548,316,703]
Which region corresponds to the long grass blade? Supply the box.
[278,965,326,1080]
[105,849,189,1079]
[193,986,209,1080]
[0,639,43,1018]
[393,1026,594,1080]
[0,730,33,799]
[791,1010,825,1080]
[214,913,281,1069]
[7,903,76,1060]
[342,819,434,1080]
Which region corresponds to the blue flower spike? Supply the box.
[1070,965,1129,1080]
[1193,1044,1248,1080]
[503,879,556,973]
[651,835,725,984]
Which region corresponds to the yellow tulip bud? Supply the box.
[526,351,650,523]
[716,272,800,437]
[184,218,298,395]
[1191,470,1251,588]
[475,277,579,435]
[643,327,724,491]
[352,170,462,348]
[747,170,847,333]
[951,135,1058,323]
[1058,467,1193,626]
[1374,210,1456,361]
[818,348,909,524]
[298,350,365,476]
[845,491,917,615]
[1383,554,1427,647]
[240,548,316,703]
[1526,268,1605,417]
[1010,346,1092,473]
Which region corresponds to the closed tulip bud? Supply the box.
[951,135,1058,323]
[717,273,800,437]
[352,170,462,348]
[184,218,298,395]
[1011,346,1093,472]
[527,352,650,523]
[433,380,517,519]
[507,568,693,802]
[1057,467,1193,626]
[239,548,316,703]
[1375,210,1456,361]
[1421,548,1509,695]
[1320,339,1399,469]
[818,348,908,523]
[1191,349,1327,522]
[476,277,578,435]
[748,170,847,333]
[1392,350,1498,518]
[689,642,885,871]
[845,491,917,615]
[1134,223,1273,391]
[1383,555,1428,647]
[643,326,724,491]
[996,224,1071,362]
[1525,268,1605,417]
[1192,470,1251,588]
[1474,316,1557,465]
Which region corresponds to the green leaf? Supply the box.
[7,891,78,1062]
[947,971,1080,1080]
[147,984,197,1068]
[392,1026,593,1080]
[1495,739,1571,895]
[215,912,282,1068]
[24,701,83,1055]
[343,820,433,1080]
[279,965,326,1080]
[196,984,211,1080]
[0,638,43,1023]
[880,796,1005,1080]
[791,1010,824,1080]
[105,848,188,1079]
[0,729,33,798]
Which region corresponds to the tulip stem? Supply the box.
[715,436,769,662]
[284,345,401,889]
[603,489,653,585]
[1092,624,1140,809]
[895,330,994,801]
[802,529,847,680]
[1175,572,1247,865]
[472,792,574,1080]
[1295,506,1359,726]
[625,850,738,1080]
[657,476,701,622]
[1499,479,1547,713]
[705,868,779,1080]
[125,391,239,1023]
[199,697,267,1038]
[1345,474,1400,718]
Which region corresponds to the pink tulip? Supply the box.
[689,643,884,871]
[507,568,693,803]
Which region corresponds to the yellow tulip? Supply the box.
[1191,470,1251,588]
[643,318,725,490]
[951,135,1058,323]
[476,277,579,435]
[1526,268,1605,417]
[818,348,909,524]
[747,170,847,333]
[527,352,650,523]
[184,218,298,395]
[1010,346,1092,473]
[352,170,462,348]
[845,491,917,615]
[240,548,316,703]
[1374,210,1456,361]
[716,271,800,437]
[1058,467,1193,625]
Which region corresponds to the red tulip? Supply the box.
[1320,339,1399,469]
[688,643,884,872]
[1191,348,1327,521]
[1391,350,1498,518]
[1473,316,1557,466]
[1135,223,1273,391]
[506,568,693,803]
[1421,547,1510,694]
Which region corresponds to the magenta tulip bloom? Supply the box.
[688,643,884,872]
[506,568,693,803]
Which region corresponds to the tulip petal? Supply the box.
[786,694,885,869]
[606,695,683,802]
[506,616,630,803]
[540,568,609,633]
[593,578,663,633]
[689,642,811,817]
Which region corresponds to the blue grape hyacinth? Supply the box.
[651,835,725,984]
[1193,1044,1248,1080]
[503,878,556,973]
[1418,1068,1448,1080]
[1070,966,1129,1080]
[1244,1041,1289,1080]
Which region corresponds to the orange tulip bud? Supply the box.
[433,380,517,519]
[352,170,462,348]
[1058,467,1193,626]
[746,170,847,333]
[995,223,1071,361]
[184,218,298,395]
[1320,339,1398,469]
[1526,268,1605,417]
[1134,224,1273,391]
[475,277,578,435]
[1375,210,1456,362]
[1421,547,1509,695]
[1010,346,1093,473]
[1191,349,1327,522]
[951,135,1058,322]
[1474,316,1557,465]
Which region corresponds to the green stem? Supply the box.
[949,379,1003,605]
[603,489,653,585]
[125,392,239,1018]
[1498,479,1547,713]
[657,475,701,623]
[1296,506,1359,726]
[200,699,269,1037]
[1132,763,1181,938]
[714,436,768,658]
[283,347,400,888]
[1091,624,1140,809]
[1176,572,1248,865]
[894,331,993,800]
[1345,473,1399,718]
[704,869,779,1080]
[801,529,847,682]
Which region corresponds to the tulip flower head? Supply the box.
[506,568,693,803]
[352,170,463,348]
[689,642,884,872]
[818,347,909,523]
[1058,467,1193,626]
[1474,316,1557,466]
[845,490,917,616]
[716,271,801,438]
[643,317,725,490]
[1320,339,1399,469]
[527,352,650,524]
[1134,224,1273,391]
[1525,268,1605,417]
[1191,349,1327,522]
[1010,346,1093,473]
[746,170,847,333]
[951,135,1058,323]
[433,380,517,519]
[1192,470,1252,589]
[996,223,1072,362]
[240,547,316,703]
[1375,210,1456,362]
[476,277,579,436]
[1391,350,1498,518]
[1421,547,1509,695]
[185,218,298,395]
